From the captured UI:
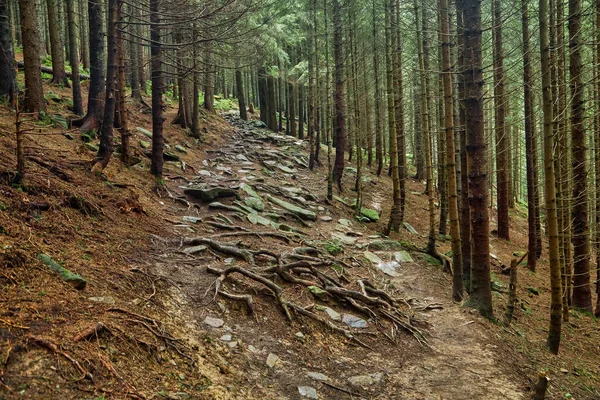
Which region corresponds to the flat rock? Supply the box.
[88,296,115,304]
[220,334,232,342]
[244,196,265,211]
[182,216,202,223]
[363,251,382,264]
[307,372,330,382]
[394,250,414,263]
[266,195,316,220]
[197,170,211,176]
[184,187,238,202]
[136,126,153,138]
[298,386,318,399]
[324,307,341,321]
[266,353,279,368]
[183,245,207,254]
[338,218,353,227]
[368,239,404,251]
[348,373,383,387]
[247,213,273,226]
[277,165,297,174]
[203,316,225,328]
[140,140,150,149]
[342,314,367,328]
[376,261,400,277]
[319,216,333,222]
[239,183,261,198]
[403,222,418,234]
[330,232,357,245]
[236,154,249,161]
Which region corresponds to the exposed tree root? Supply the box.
[199,238,429,346]
[28,336,93,380]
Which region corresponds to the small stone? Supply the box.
[203,316,225,328]
[198,170,211,176]
[342,314,367,328]
[228,341,238,348]
[175,145,187,153]
[307,372,330,382]
[320,216,333,222]
[363,251,382,265]
[266,353,279,368]
[317,206,325,211]
[183,245,207,254]
[178,373,186,380]
[88,296,116,304]
[136,126,153,138]
[220,334,232,342]
[298,386,318,399]
[338,218,353,227]
[376,261,400,277]
[403,222,418,234]
[560,368,569,374]
[224,258,234,264]
[295,331,306,342]
[182,215,202,223]
[236,154,249,161]
[245,197,265,211]
[348,373,383,386]
[324,307,341,321]
[247,345,258,353]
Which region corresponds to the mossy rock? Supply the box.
[368,240,404,251]
[136,127,153,138]
[360,207,380,222]
[422,253,442,266]
[324,241,343,256]
[140,140,150,149]
[39,253,87,290]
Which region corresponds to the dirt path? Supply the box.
[145,113,526,400]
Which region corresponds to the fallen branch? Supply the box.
[73,322,106,342]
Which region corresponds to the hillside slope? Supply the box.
[0,80,599,399]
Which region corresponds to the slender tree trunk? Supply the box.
[72,0,104,133]
[596,0,600,317]
[93,0,118,172]
[569,0,593,312]
[203,42,214,112]
[522,0,537,271]
[46,0,67,85]
[191,24,200,138]
[493,0,509,239]
[373,0,383,176]
[18,0,45,115]
[128,3,141,101]
[540,0,562,354]
[0,0,17,105]
[115,0,129,165]
[236,68,247,121]
[394,0,406,223]
[150,0,163,179]
[332,0,345,191]
[440,0,463,301]
[298,84,305,139]
[463,0,492,317]
[324,0,333,200]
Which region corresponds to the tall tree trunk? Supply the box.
[324,0,333,200]
[236,68,247,121]
[203,42,214,112]
[522,0,537,271]
[493,0,509,239]
[128,2,141,101]
[569,0,593,312]
[456,0,471,292]
[115,0,129,165]
[373,0,383,176]
[93,0,118,172]
[191,24,200,138]
[46,0,67,85]
[18,0,45,115]
[463,0,492,317]
[596,0,600,317]
[73,0,104,134]
[540,0,562,353]
[258,66,268,124]
[66,0,82,115]
[298,84,305,139]
[150,0,163,179]
[385,0,400,233]
[0,0,17,105]
[394,0,406,223]
[308,0,316,170]
[266,74,277,131]
[332,0,345,191]
[440,0,463,301]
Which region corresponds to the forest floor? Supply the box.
[0,76,599,400]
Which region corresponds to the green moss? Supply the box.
[324,241,343,256]
[38,253,87,290]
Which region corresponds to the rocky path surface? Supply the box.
[141,113,525,399]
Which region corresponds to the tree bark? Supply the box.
[18,0,45,114]
[493,0,509,240]
[46,0,67,85]
[150,0,163,179]
[332,0,345,191]
[72,0,104,134]
[569,0,593,312]
[66,0,82,115]
[540,0,562,353]
[463,0,492,318]
[93,0,118,172]
[440,0,462,301]
[0,0,17,105]
[236,68,247,121]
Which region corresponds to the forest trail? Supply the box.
[142,112,526,400]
